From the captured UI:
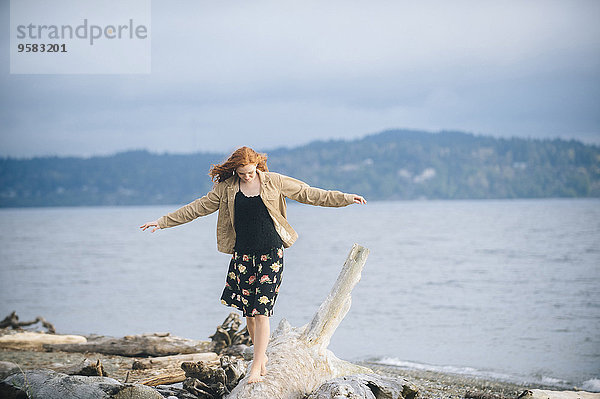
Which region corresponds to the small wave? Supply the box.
[540,376,570,386]
[371,357,579,389]
[581,379,600,392]
[373,357,517,382]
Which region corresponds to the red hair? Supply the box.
[209,146,269,183]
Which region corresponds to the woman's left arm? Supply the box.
[278,174,366,207]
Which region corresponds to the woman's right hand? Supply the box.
[140,220,160,233]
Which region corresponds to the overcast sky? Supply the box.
[1,0,599,158]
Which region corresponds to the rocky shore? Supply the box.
[0,346,579,399]
[0,311,597,399]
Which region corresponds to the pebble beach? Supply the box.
[1,345,564,399]
[363,362,554,399]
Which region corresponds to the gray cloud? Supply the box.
[1,0,599,157]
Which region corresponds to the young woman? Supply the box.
[140,146,366,383]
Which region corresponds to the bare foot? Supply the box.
[247,363,263,384]
[261,355,268,376]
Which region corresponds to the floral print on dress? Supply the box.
[220,246,284,317]
[270,261,281,273]
[258,296,269,304]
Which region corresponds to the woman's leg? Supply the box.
[247,314,269,383]
[245,316,255,343]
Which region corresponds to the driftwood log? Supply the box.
[182,355,247,398]
[0,331,86,350]
[209,313,252,354]
[132,352,219,370]
[44,332,211,357]
[139,371,186,386]
[225,244,415,399]
[0,311,56,333]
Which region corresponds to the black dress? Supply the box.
[220,185,284,317]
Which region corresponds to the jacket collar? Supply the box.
[257,169,270,186]
[225,174,238,188]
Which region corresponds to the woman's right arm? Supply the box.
[140,187,221,232]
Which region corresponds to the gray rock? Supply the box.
[0,361,20,379]
[1,369,163,399]
[241,345,254,361]
[0,381,27,399]
[306,374,419,399]
[113,384,164,399]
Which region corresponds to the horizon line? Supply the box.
[1,128,598,161]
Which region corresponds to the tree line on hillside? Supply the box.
[1,130,598,207]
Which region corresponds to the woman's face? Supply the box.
[236,164,257,183]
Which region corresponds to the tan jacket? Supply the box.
[157,170,356,254]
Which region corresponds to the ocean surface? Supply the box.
[0,199,599,391]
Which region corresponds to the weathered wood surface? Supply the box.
[0,331,86,350]
[518,389,600,399]
[299,244,370,352]
[132,352,219,370]
[139,371,186,386]
[44,332,211,357]
[226,244,395,399]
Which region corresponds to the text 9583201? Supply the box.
[18,43,67,53]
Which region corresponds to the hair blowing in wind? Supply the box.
[208,146,269,183]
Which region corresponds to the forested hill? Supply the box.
[1,130,599,207]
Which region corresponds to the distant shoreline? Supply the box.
[1,196,599,210]
[2,130,599,207]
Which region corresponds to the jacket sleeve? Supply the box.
[157,187,221,229]
[278,174,355,207]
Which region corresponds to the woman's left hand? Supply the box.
[140,220,161,233]
[353,195,367,205]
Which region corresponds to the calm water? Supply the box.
[0,199,599,390]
